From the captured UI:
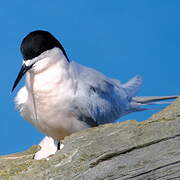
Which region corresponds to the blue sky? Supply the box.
[0,0,180,155]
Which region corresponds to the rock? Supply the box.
[1,98,180,180]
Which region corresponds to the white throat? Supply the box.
[25,47,70,91]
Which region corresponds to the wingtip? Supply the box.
[122,75,143,98]
[134,74,143,82]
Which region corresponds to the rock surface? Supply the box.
[1,98,180,180]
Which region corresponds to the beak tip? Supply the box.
[12,63,33,93]
[11,87,15,93]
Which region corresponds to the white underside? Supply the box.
[15,48,88,159]
[15,49,88,140]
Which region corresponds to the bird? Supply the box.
[12,30,178,160]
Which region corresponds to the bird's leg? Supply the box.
[57,141,61,150]
[34,136,61,160]
[57,141,64,150]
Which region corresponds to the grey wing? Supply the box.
[69,61,135,126]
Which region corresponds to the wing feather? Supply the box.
[69,61,131,125]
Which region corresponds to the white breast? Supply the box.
[15,52,88,140]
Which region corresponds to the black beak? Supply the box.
[12,64,33,92]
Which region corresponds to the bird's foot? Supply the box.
[34,136,64,160]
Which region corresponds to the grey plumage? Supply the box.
[69,61,178,126]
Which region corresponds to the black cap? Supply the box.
[20,30,69,61]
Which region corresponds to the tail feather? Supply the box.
[132,95,179,104]
[140,101,172,105]
[126,95,179,116]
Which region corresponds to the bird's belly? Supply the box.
[17,71,89,140]
[30,88,88,140]
[36,107,87,140]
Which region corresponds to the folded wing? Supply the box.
[69,61,142,125]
